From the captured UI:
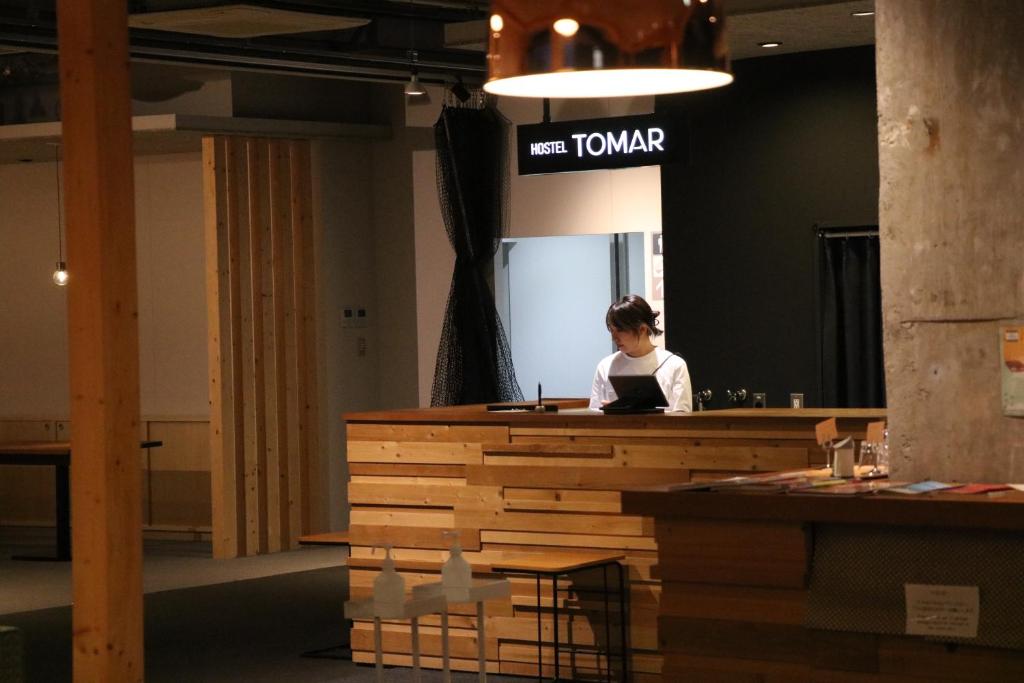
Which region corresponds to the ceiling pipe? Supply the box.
[129,0,488,24]
[0,16,486,84]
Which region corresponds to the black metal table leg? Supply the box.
[552,573,559,681]
[603,564,611,682]
[55,462,71,560]
[617,562,628,683]
[536,572,543,683]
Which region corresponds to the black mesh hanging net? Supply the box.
[430,104,523,406]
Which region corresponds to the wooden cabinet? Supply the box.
[0,418,211,531]
[623,482,1024,681]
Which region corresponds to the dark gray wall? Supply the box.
[659,46,878,408]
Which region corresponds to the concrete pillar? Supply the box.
[877,0,1024,481]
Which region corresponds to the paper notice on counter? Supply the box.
[815,417,838,446]
[905,584,979,638]
[866,420,886,443]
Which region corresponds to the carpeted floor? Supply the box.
[0,527,348,615]
[0,529,526,682]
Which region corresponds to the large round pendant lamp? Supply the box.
[484,0,732,98]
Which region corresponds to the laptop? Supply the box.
[601,375,669,414]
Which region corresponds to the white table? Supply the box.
[344,592,448,683]
[413,579,512,683]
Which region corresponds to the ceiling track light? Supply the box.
[851,11,875,18]
[758,41,783,48]
[484,0,733,99]
[404,49,426,97]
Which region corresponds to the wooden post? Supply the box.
[57,1,144,681]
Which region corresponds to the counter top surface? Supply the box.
[344,403,886,425]
[621,483,1024,530]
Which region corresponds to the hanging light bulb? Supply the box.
[51,142,68,287]
[485,0,733,98]
[53,261,69,286]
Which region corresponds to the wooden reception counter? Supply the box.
[343,405,883,679]
[621,483,1024,681]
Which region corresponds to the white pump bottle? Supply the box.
[373,544,406,616]
[441,530,472,600]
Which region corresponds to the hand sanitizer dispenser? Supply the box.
[373,544,405,616]
[832,435,856,478]
[442,530,472,600]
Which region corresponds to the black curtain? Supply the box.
[430,105,523,406]
[819,233,886,407]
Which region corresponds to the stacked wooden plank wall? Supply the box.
[650,514,1024,681]
[204,135,321,558]
[657,518,817,681]
[345,413,871,679]
[0,418,210,533]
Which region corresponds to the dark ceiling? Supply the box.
[0,1,873,97]
[0,1,490,88]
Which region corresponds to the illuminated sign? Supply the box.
[517,113,686,175]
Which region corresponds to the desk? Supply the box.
[491,553,627,683]
[344,405,885,678]
[0,440,162,561]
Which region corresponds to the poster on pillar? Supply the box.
[1001,325,1024,417]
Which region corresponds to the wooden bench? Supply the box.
[297,531,351,546]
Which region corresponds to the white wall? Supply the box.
[135,153,209,418]
[314,138,378,530]
[0,152,208,419]
[371,94,423,411]
[408,91,663,406]
[316,112,426,528]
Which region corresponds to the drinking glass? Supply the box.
[858,441,877,477]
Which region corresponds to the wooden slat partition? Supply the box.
[204,135,320,558]
[344,407,884,678]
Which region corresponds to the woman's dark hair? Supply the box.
[605,294,663,337]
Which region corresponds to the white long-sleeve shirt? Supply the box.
[589,348,692,412]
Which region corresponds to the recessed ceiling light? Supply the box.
[552,18,579,37]
[851,10,875,17]
[758,41,782,48]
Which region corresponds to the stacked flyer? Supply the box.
[667,469,1020,497]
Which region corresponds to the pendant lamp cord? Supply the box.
[54,144,63,263]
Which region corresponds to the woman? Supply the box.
[589,295,692,412]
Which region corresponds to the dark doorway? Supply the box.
[658,46,879,408]
[817,227,886,407]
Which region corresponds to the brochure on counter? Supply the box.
[794,479,905,495]
[665,468,830,492]
[944,483,1012,495]
[882,480,958,495]
[667,470,1024,497]
[881,481,1016,495]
